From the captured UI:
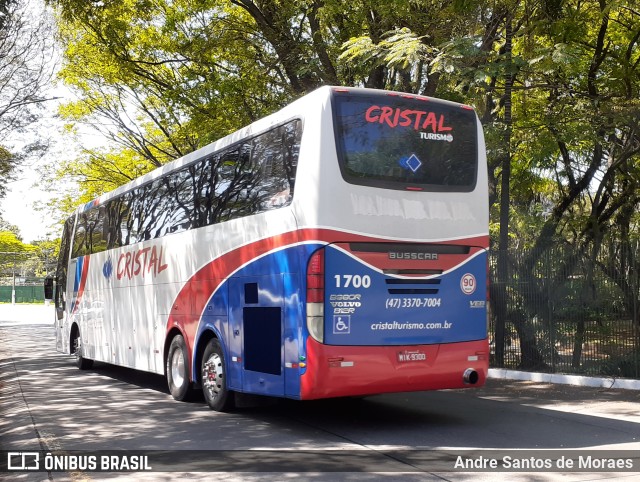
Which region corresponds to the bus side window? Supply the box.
[127,185,149,243]
[81,119,303,250]
[214,146,243,223]
[137,178,169,239]
[55,216,73,316]
[70,206,105,257]
[91,206,107,254]
[251,120,302,211]
[105,196,128,249]
[193,157,216,229]
[164,164,198,234]
[71,213,87,258]
[283,119,301,188]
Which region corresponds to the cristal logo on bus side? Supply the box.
[116,246,168,281]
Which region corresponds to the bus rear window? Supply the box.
[332,92,478,191]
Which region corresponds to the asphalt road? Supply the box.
[1,321,639,482]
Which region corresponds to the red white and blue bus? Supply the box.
[51,86,489,411]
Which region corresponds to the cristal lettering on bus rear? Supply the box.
[117,246,168,280]
[365,105,453,133]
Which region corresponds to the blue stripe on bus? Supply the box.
[192,242,486,398]
[193,243,320,398]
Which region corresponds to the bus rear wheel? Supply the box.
[72,327,93,370]
[166,334,193,401]
[201,339,234,411]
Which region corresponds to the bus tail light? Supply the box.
[306,249,325,343]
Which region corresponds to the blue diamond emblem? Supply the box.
[399,154,422,173]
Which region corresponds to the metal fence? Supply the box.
[489,246,640,379]
[0,277,46,303]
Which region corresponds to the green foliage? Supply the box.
[58,147,159,202]
[0,216,20,237]
[49,0,323,209]
[0,231,32,253]
[342,28,433,70]
[0,145,16,199]
[0,231,37,276]
[0,232,56,278]
[334,0,640,371]
[48,0,640,263]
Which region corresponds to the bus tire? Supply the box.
[72,327,93,370]
[201,338,234,412]
[166,335,194,401]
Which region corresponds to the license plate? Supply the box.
[397,350,426,363]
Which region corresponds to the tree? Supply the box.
[490,0,639,367]
[0,0,56,198]
[51,0,303,165]
[335,0,640,368]
[49,0,500,202]
[0,230,36,277]
[48,0,304,205]
[0,213,20,237]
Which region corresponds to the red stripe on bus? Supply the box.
[166,229,489,381]
[72,257,91,314]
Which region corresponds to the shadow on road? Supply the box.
[2,324,639,454]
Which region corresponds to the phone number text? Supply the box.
[385,298,442,309]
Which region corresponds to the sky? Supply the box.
[1,166,55,244]
[0,107,64,245]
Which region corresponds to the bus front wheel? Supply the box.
[201,338,234,411]
[166,335,193,401]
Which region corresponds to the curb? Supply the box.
[488,368,640,391]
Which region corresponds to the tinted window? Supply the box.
[55,216,74,313]
[68,119,303,257]
[251,121,299,210]
[71,205,104,258]
[333,92,478,191]
[104,194,131,248]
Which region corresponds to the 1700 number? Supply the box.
[334,274,371,288]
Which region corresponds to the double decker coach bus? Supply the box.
[50,86,489,411]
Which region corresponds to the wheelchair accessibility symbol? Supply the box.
[333,315,351,334]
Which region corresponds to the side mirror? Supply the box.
[44,277,54,301]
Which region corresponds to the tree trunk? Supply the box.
[494,14,514,367]
[571,320,585,369]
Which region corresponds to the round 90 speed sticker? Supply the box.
[460,273,476,295]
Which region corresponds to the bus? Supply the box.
[49,86,489,411]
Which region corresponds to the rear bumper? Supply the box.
[300,337,489,399]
